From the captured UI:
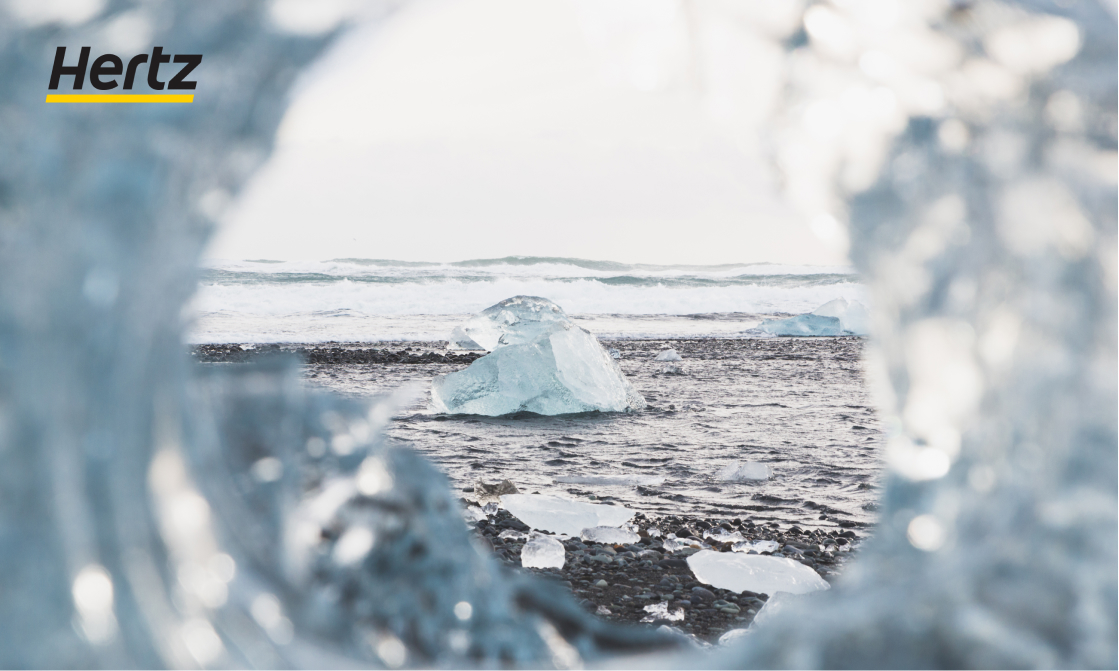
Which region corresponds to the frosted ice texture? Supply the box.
[654,348,682,361]
[714,461,771,481]
[1,1,1114,669]
[448,296,572,351]
[520,535,565,569]
[641,602,685,623]
[432,297,646,415]
[687,551,831,596]
[733,540,780,554]
[580,526,641,545]
[501,494,634,536]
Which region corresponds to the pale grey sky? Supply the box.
[207,0,847,266]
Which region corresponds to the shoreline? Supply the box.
[470,504,861,643]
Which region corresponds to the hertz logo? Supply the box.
[46,47,201,103]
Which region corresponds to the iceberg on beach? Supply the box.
[501,493,633,536]
[687,550,830,595]
[754,298,870,337]
[432,297,646,416]
[715,461,771,482]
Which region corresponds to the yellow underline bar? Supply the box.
[45,94,194,103]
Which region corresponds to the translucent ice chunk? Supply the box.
[655,348,682,361]
[641,602,685,622]
[755,313,845,337]
[733,540,779,554]
[812,298,870,335]
[498,529,528,540]
[482,502,499,515]
[754,299,871,337]
[687,550,830,595]
[580,526,640,545]
[500,494,633,536]
[715,462,771,482]
[608,348,621,359]
[521,534,565,569]
[703,528,746,543]
[432,298,646,416]
[447,296,572,352]
[463,506,486,523]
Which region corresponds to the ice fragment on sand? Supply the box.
[654,348,682,361]
[463,506,486,523]
[608,348,621,359]
[500,494,633,536]
[520,534,565,569]
[661,363,685,375]
[703,528,745,543]
[580,526,640,545]
[432,297,646,416]
[733,540,780,554]
[641,602,684,622]
[498,529,527,540]
[715,461,771,481]
[754,298,871,336]
[482,502,499,516]
[687,550,830,595]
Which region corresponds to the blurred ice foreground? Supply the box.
[0,1,1114,669]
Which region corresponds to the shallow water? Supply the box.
[297,337,884,529]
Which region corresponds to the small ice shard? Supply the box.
[687,550,830,595]
[661,363,685,375]
[703,528,745,543]
[463,506,487,523]
[498,529,527,540]
[580,526,640,545]
[554,475,666,487]
[718,628,752,645]
[655,349,682,361]
[733,540,780,554]
[662,535,707,553]
[432,297,646,416]
[641,602,684,622]
[520,534,565,569]
[482,502,499,516]
[715,462,771,482]
[608,348,621,359]
[754,298,871,336]
[500,494,633,536]
[596,605,612,616]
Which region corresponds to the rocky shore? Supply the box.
[192,343,484,365]
[468,505,861,643]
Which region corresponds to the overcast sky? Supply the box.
[206,0,846,266]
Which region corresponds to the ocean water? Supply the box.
[189,257,883,529]
[187,257,869,343]
[299,338,884,529]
